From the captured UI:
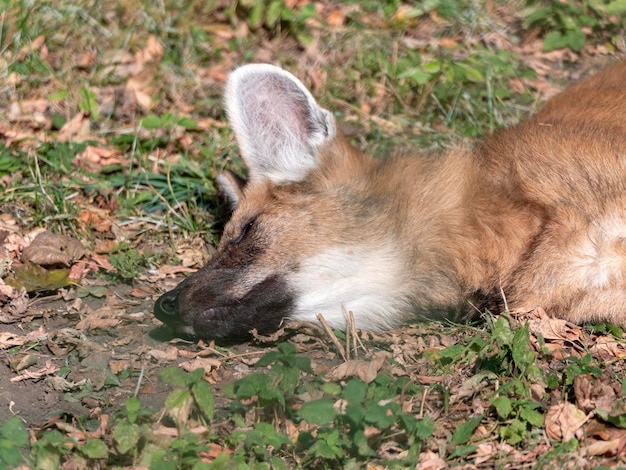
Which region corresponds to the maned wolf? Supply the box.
[154,60,626,343]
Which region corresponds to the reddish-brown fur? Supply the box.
[154,60,626,342]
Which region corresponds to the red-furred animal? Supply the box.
[154,60,626,343]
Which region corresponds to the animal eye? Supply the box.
[230,217,256,245]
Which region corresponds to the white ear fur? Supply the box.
[224,64,336,184]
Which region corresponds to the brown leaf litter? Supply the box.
[22,230,84,267]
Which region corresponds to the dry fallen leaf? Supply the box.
[94,240,119,254]
[47,376,88,392]
[545,402,590,441]
[101,49,137,78]
[88,253,117,272]
[325,351,387,383]
[109,360,130,375]
[508,77,526,94]
[0,331,26,349]
[130,286,154,298]
[55,414,109,441]
[416,450,446,470]
[473,442,517,465]
[1,232,28,261]
[75,306,124,331]
[589,335,626,360]
[68,259,91,281]
[179,357,222,375]
[198,444,233,462]
[586,437,626,457]
[22,230,84,267]
[0,282,29,322]
[74,145,123,172]
[587,420,626,444]
[176,239,214,268]
[524,307,582,342]
[325,7,346,27]
[57,111,92,141]
[10,359,59,382]
[123,35,164,112]
[438,37,458,49]
[17,34,46,61]
[135,35,164,66]
[149,346,179,362]
[574,374,618,414]
[516,307,587,358]
[126,70,155,111]
[78,208,115,234]
[8,98,50,128]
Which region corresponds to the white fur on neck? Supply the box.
[289,243,413,331]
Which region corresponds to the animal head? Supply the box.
[153,64,419,342]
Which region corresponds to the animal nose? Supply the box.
[154,289,180,321]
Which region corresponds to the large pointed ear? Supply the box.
[224,64,336,184]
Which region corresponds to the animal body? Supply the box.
[154,60,626,343]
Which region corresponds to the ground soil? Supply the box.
[1,279,187,427]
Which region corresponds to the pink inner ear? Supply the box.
[242,74,311,145]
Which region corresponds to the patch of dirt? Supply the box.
[0,284,170,426]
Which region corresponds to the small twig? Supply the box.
[222,350,269,360]
[343,304,351,360]
[342,307,367,356]
[317,313,347,362]
[349,311,357,358]
[32,151,55,207]
[133,362,145,397]
[419,386,429,418]
[349,310,367,354]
